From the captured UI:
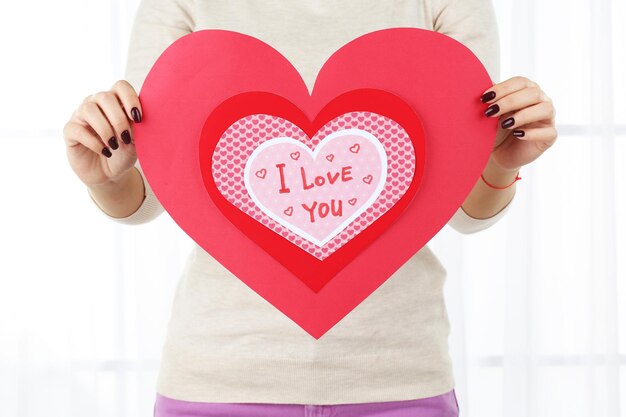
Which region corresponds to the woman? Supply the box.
[63,0,557,415]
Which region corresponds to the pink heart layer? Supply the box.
[212,112,415,259]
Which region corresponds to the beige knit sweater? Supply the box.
[89,0,512,405]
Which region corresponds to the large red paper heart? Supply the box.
[134,28,497,339]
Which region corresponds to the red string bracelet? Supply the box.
[480,170,522,189]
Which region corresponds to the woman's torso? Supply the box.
[152,0,456,406]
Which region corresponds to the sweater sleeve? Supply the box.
[87,0,195,225]
[446,195,515,234]
[431,0,515,234]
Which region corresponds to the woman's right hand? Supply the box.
[63,80,143,189]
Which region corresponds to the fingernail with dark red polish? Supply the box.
[108,136,119,150]
[513,130,525,138]
[121,130,131,144]
[481,91,496,103]
[102,147,112,158]
[501,117,515,129]
[131,107,142,123]
[484,103,500,117]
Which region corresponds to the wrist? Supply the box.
[88,166,145,219]
[481,156,521,188]
[88,167,136,194]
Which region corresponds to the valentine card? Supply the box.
[133,28,497,338]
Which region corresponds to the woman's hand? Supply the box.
[63,80,143,188]
[480,76,558,172]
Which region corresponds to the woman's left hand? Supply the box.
[480,76,558,172]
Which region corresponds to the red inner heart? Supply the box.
[199,88,426,293]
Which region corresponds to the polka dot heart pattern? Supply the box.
[212,112,416,260]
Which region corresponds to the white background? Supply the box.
[0,0,624,416]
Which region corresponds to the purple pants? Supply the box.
[154,389,459,417]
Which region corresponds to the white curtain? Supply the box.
[0,0,623,415]
[432,0,625,415]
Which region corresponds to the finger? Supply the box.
[484,85,546,118]
[111,80,142,123]
[499,101,555,130]
[480,76,538,104]
[77,100,119,151]
[64,121,113,158]
[512,126,558,145]
[91,91,132,148]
